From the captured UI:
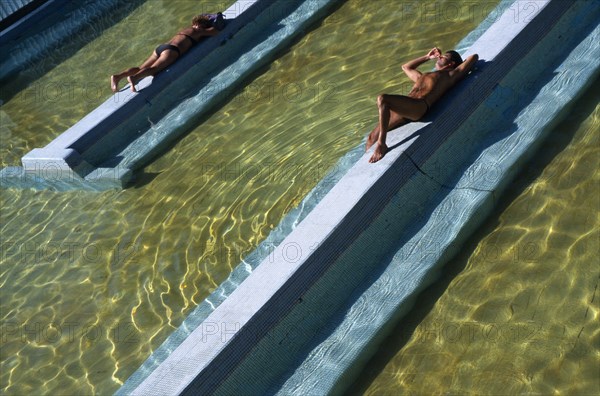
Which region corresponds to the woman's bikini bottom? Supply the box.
[155,44,181,57]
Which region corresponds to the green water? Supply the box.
[354,81,600,394]
[14,0,595,394]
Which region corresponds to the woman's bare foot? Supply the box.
[110,75,120,92]
[127,76,137,92]
[369,143,388,163]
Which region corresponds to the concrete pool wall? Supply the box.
[114,0,599,394]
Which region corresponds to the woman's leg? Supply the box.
[127,50,178,92]
[110,53,158,92]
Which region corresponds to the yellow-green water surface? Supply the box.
[2,0,497,394]
[355,81,599,395]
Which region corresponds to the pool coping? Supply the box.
[123,0,595,394]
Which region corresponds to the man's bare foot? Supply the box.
[366,131,377,152]
[110,75,120,92]
[127,76,137,92]
[369,143,388,163]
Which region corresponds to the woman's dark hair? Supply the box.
[446,50,463,65]
[192,15,211,28]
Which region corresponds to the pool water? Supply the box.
[354,78,599,395]
[0,0,234,168]
[13,0,599,395]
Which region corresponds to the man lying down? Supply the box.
[366,47,479,163]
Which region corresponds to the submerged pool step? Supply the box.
[116,0,600,395]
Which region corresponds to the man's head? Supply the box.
[435,50,463,70]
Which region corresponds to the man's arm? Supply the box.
[449,54,479,82]
[402,48,440,82]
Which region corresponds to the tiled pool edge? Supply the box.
[121,1,600,395]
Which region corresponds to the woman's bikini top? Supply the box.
[177,33,200,45]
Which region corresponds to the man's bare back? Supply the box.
[366,48,479,163]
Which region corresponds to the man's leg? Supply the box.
[365,112,408,152]
[379,94,428,121]
[369,94,428,163]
